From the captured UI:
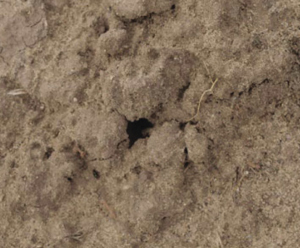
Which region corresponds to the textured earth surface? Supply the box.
[1,0,300,247]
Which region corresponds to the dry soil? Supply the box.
[1,0,300,247]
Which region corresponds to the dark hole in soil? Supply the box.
[65,176,73,183]
[126,118,154,148]
[43,147,54,160]
[179,122,187,130]
[189,120,197,125]
[93,17,109,36]
[171,4,176,10]
[248,83,256,95]
[184,147,189,168]
[93,169,100,179]
[132,165,142,175]
[178,81,190,100]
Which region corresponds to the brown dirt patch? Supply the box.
[1,0,300,247]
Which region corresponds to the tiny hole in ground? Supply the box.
[64,176,73,183]
[179,122,187,130]
[93,169,100,179]
[126,118,154,148]
[43,147,54,160]
[184,147,189,168]
[178,81,191,100]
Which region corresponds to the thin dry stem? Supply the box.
[100,199,117,219]
[7,89,27,96]
[187,78,218,122]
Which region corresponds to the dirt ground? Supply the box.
[0,0,300,247]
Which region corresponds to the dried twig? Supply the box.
[7,89,27,96]
[100,199,117,219]
[65,231,84,242]
[187,78,218,122]
[216,231,224,248]
[187,62,219,121]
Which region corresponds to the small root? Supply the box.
[187,78,218,122]
[100,199,117,219]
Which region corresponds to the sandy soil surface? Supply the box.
[1,0,300,247]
